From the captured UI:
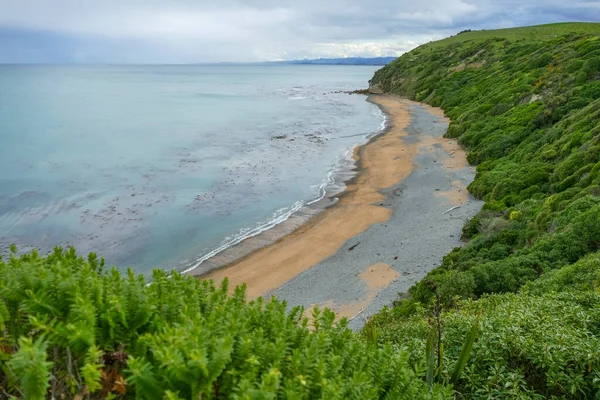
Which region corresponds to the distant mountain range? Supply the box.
[216,57,397,66]
[276,57,397,65]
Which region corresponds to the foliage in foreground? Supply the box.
[369,252,600,399]
[0,247,449,399]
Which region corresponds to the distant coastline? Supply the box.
[213,57,397,66]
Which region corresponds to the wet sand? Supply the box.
[196,95,482,328]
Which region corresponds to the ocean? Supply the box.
[0,64,384,275]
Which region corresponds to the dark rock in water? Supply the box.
[304,133,326,144]
[350,88,371,95]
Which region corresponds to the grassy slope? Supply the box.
[424,22,600,48]
[368,22,600,398]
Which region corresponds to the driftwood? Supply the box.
[348,308,364,321]
[348,242,360,251]
[443,205,461,214]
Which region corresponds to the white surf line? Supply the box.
[183,103,389,275]
[182,200,304,274]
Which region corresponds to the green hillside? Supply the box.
[423,22,600,49]
[368,22,600,398]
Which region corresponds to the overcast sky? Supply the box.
[0,0,599,63]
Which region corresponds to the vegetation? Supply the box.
[3,22,600,399]
[370,252,600,399]
[420,22,600,49]
[367,22,600,398]
[0,247,448,399]
[370,21,600,307]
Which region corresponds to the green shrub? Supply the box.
[372,290,600,399]
[370,24,600,304]
[0,248,448,399]
[434,271,476,307]
[367,22,600,400]
[524,250,600,294]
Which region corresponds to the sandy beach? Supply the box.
[195,95,482,328]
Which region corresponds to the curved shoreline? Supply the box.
[182,104,387,277]
[191,95,479,301]
[181,141,366,277]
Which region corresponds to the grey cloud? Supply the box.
[0,0,598,63]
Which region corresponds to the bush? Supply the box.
[372,288,600,399]
[524,250,600,294]
[0,248,448,399]
[368,23,600,400]
[370,24,600,303]
[434,271,476,307]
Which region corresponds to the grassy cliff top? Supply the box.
[424,22,600,49]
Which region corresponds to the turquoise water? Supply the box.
[0,65,383,274]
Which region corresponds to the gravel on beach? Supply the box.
[269,99,483,330]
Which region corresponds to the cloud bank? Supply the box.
[0,0,599,63]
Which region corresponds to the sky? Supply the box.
[0,0,599,63]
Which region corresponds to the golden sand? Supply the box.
[200,96,466,299]
[441,139,469,170]
[202,96,413,297]
[436,179,470,206]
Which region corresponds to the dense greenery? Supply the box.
[371,22,600,304]
[421,22,600,49]
[0,247,448,399]
[369,252,600,399]
[367,22,600,398]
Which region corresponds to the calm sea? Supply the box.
[0,64,384,275]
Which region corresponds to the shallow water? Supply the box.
[0,64,383,274]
